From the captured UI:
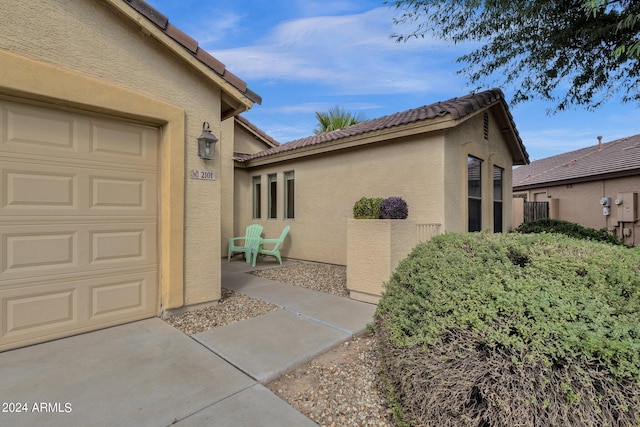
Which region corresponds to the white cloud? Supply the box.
[262,122,313,142]
[209,7,464,96]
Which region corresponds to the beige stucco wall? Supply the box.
[234,123,275,155]
[233,133,447,265]
[512,197,525,229]
[220,118,236,262]
[221,121,278,254]
[515,176,640,245]
[0,0,246,308]
[444,111,515,232]
[346,219,416,303]
[233,108,519,266]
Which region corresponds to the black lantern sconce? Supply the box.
[197,122,218,160]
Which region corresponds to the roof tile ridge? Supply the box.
[516,137,628,185]
[515,150,586,184]
[239,89,510,162]
[559,137,629,166]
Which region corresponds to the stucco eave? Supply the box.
[492,102,528,165]
[105,0,254,114]
[238,115,457,168]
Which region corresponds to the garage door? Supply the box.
[0,99,158,351]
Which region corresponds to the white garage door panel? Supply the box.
[0,99,159,351]
[1,161,157,217]
[0,271,156,350]
[4,169,75,208]
[91,175,148,210]
[91,227,151,264]
[3,102,76,151]
[1,223,156,281]
[3,228,76,273]
[5,287,76,333]
[1,100,157,167]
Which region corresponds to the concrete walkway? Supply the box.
[0,260,376,426]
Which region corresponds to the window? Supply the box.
[493,166,503,233]
[284,171,295,219]
[468,156,482,232]
[252,176,261,219]
[268,174,277,219]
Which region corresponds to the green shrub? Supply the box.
[515,218,626,246]
[353,196,383,219]
[375,232,640,426]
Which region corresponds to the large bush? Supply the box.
[375,232,640,426]
[515,218,626,246]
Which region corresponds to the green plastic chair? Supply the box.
[251,225,290,267]
[228,224,263,263]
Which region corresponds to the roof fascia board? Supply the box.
[513,168,640,191]
[241,115,456,167]
[105,0,254,112]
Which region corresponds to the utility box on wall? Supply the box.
[616,192,638,222]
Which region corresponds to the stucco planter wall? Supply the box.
[346,219,416,304]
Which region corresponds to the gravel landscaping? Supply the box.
[250,261,349,297]
[267,331,394,426]
[164,261,395,426]
[164,287,279,336]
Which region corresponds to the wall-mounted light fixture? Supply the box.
[197,122,218,160]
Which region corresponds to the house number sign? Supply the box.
[190,169,216,181]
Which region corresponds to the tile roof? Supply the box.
[513,134,640,189]
[234,89,527,163]
[121,0,261,105]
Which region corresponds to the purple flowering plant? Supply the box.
[379,197,409,219]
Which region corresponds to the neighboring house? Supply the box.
[513,134,640,246]
[0,0,260,350]
[227,89,530,266]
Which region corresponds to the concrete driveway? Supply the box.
[0,261,376,426]
[0,318,314,427]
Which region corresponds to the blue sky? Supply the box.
[147,0,640,161]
